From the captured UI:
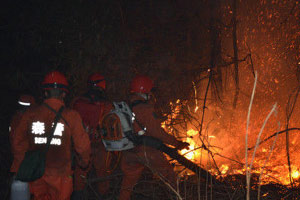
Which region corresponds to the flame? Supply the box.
[292,170,300,179]
[220,164,229,175]
[180,129,199,161]
[162,105,300,186]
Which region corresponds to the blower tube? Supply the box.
[129,135,220,185]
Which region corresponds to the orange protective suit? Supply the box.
[10,94,36,172]
[10,110,24,155]
[72,96,113,195]
[12,98,91,200]
[119,95,184,200]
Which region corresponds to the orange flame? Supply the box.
[162,99,300,186]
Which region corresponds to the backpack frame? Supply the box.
[100,102,135,151]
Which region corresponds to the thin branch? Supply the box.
[199,68,212,137]
[232,0,239,109]
[246,43,255,78]
[257,121,280,200]
[285,86,300,188]
[248,103,277,178]
[278,1,297,27]
[248,128,300,150]
[245,71,257,200]
[143,159,183,200]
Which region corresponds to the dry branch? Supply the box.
[285,86,300,188]
[248,128,300,150]
[245,71,257,200]
[232,0,239,109]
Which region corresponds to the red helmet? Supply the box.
[18,95,35,106]
[130,75,154,93]
[88,73,106,89]
[42,71,69,92]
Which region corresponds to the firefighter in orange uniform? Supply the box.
[119,75,189,200]
[12,71,91,200]
[71,73,113,199]
[10,94,36,162]
[10,94,36,200]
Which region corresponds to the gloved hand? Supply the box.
[78,161,89,170]
[177,141,190,150]
[76,155,90,170]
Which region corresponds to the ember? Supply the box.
[155,3,300,196]
[162,97,300,188]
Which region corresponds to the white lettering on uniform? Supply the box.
[35,137,47,144]
[53,122,64,136]
[31,121,63,146]
[50,138,61,145]
[32,121,45,135]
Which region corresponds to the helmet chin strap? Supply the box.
[87,88,106,102]
[137,93,150,101]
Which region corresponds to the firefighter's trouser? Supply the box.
[119,149,177,200]
[30,175,73,200]
[73,142,111,195]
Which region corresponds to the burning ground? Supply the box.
[161,0,300,198]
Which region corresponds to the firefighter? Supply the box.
[10,95,36,200]
[10,94,36,158]
[119,75,189,200]
[71,73,113,199]
[12,71,91,200]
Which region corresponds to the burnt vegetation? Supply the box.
[1,0,300,199]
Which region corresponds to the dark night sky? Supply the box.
[1,0,209,158]
[1,0,211,122]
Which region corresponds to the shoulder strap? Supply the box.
[129,101,147,132]
[43,103,69,127]
[130,100,147,109]
[134,117,146,132]
[44,106,65,152]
